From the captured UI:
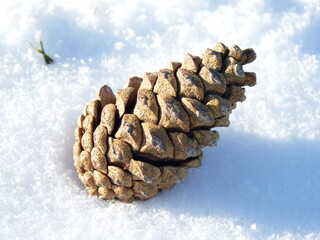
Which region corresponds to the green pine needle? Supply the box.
[30,40,54,64]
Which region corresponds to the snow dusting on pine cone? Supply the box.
[73,42,257,203]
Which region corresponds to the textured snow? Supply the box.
[0,0,320,239]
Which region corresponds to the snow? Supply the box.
[0,0,320,239]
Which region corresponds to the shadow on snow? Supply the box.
[139,129,319,234]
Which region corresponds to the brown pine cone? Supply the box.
[73,43,257,203]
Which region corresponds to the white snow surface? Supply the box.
[1,0,320,239]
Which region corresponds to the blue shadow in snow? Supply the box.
[300,16,320,55]
[143,129,320,235]
[266,0,305,14]
[31,10,117,62]
[29,3,170,63]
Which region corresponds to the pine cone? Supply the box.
[73,42,257,203]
